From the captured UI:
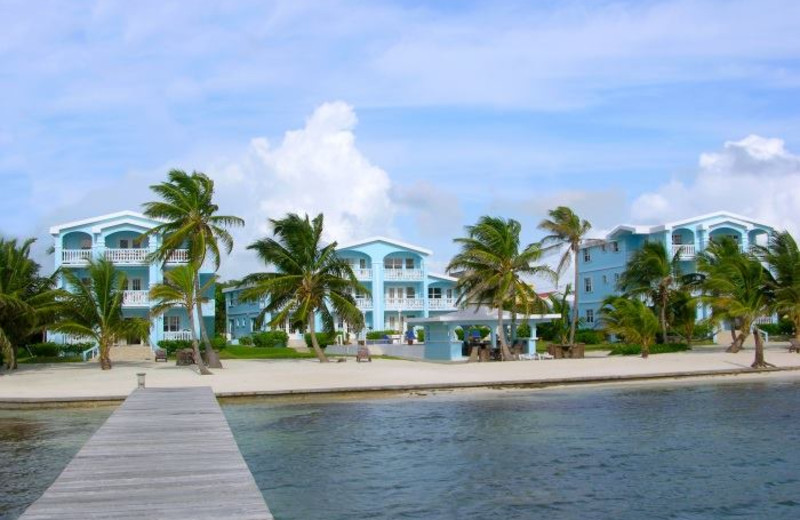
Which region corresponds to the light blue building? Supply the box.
[48,211,215,350]
[224,236,460,340]
[576,211,775,328]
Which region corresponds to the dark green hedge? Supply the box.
[251,331,289,348]
[366,329,400,340]
[304,332,335,349]
[608,343,691,356]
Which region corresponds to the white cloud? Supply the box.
[631,135,800,234]
[212,101,397,278]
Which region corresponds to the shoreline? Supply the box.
[2,350,800,408]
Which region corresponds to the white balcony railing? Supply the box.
[122,290,149,306]
[384,297,425,310]
[355,298,373,311]
[166,249,190,264]
[671,244,696,259]
[384,268,424,281]
[105,248,148,264]
[163,330,193,341]
[62,249,92,265]
[428,298,457,310]
[353,268,372,280]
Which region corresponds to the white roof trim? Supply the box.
[428,272,458,282]
[602,211,773,241]
[336,236,432,256]
[50,210,161,235]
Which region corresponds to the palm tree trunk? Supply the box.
[497,308,513,361]
[187,304,212,376]
[99,339,112,370]
[571,253,579,345]
[641,340,650,359]
[194,273,222,369]
[751,328,774,368]
[728,319,750,353]
[308,315,329,363]
[660,300,668,345]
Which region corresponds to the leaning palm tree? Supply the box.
[448,216,553,361]
[52,258,150,370]
[142,169,244,368]
[699,244,775,367]
[538,207,592,345]
[667,289,698,347]
[240,213,366,363]
[600,296,659,358]
[757,231,800,341]
[0,238,60,370]
[150,265,216,375]
[618,241,681,343]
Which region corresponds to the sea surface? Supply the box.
[223,380,800,520]
[3,381,799,519]
[0,406,112,520]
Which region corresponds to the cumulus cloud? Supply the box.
[391,180,463,240]
[212,101,397,277]
[631,135,800,234]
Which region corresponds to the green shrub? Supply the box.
[238,336,253,346]
[366,330,399,340]
[575,329,604,345]
[416,329,425,342]
[516,323,532,338]
[608,343,691,356]
[55,342,95,356]
[251,330,289,348]
[212,336,228,350]
[27,343,60,357]
[157,339,193,354]
[692,321,714,339]
[455,326,491,341]
[757,319,794,337]
[304,332,336,349]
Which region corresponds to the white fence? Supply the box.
[62,249,92,265]
[105,248,148,263]
[384,268,424,281]
[122,290,149,306]
[384,297,425,310]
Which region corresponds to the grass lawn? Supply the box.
[18,355,84,364]
[218,346,316,360]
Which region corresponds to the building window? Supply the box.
[584,277,593,293]
[611,241,619,252]
[164,316,180,332]
[359,258,367,269]
[250,318,256,332]
[446,288,453,299]
[231,293,238,306]
[405,258,414,269]
[614,273,620,283]
[80,238,91,250]
[119,239,129,249]
[602,275,608,284]
[586,309,594,324]
[583,249,591,263]
[406,287,415,298]
[133,238,143,249]
[131,278,142,291]
[601,244,607,252]
[384,257,403,269]
[672,233,683,245]
[428,287,442,299]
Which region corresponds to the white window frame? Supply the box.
[583,249,591,263]
[586,309,594,324]
[584,277,593,293]
[164,316,180,332]
[406,287,415,298]
[611,241,620,252]
[131,278,142,291]
[119,239,129,249]
[602,275,608,284]
[428,287,442,299]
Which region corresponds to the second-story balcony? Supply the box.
[105,248,148,264]
[384,297,425,311]
[428,298,457,311]
[671,244,696,259]
[355,298,373,311]
[62,249,92,265]
[384,268,424,281]
[122,290,149,307]
[353,268,372,281]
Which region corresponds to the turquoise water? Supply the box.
[0,406,112,520]
[224,381,800,520]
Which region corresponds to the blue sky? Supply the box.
[2,0,800,281]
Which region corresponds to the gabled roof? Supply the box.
[336,236,432,256]
[603,210,774,241]
[49,211,162,235]
[428,272,458,282]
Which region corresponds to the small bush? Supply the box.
[758,319,794,337]
[304,332,336,349]
[157,339,193,354]
[516,323,532,338]
[55,342,95,356]
[366,330,400,340]
[238,336,253,346]
[608,343,691,356]
[251,330,289,348]
[27,343,60,357]
[455,326,491,341]
[416,329,425,342]
[575,329,604,345]
[212,336,228,350]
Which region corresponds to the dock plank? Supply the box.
[19,387,273,520]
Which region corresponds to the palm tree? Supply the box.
[600,296,659,358]
[547,285,574,345]
[448,216,553,361]
[150,265,216,375]
[758,231,800,340]
[617,241,681,343]
[668,289,699,347]
[240,213,366,363]
[52,258,150,370]
[0,238,60,370]
[142,169,244,368]
[698,241,775,367]
[538,207,592,345]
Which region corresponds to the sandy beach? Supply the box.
[1,345,799,403]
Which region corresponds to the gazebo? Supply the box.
[407,306,561,361]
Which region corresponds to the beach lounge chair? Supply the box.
[789,338,800,353]
[154,349,167,362]
[357,345,372,362]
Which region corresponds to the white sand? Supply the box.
[2,345,800,401]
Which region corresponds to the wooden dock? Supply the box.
[20,387,273,520]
